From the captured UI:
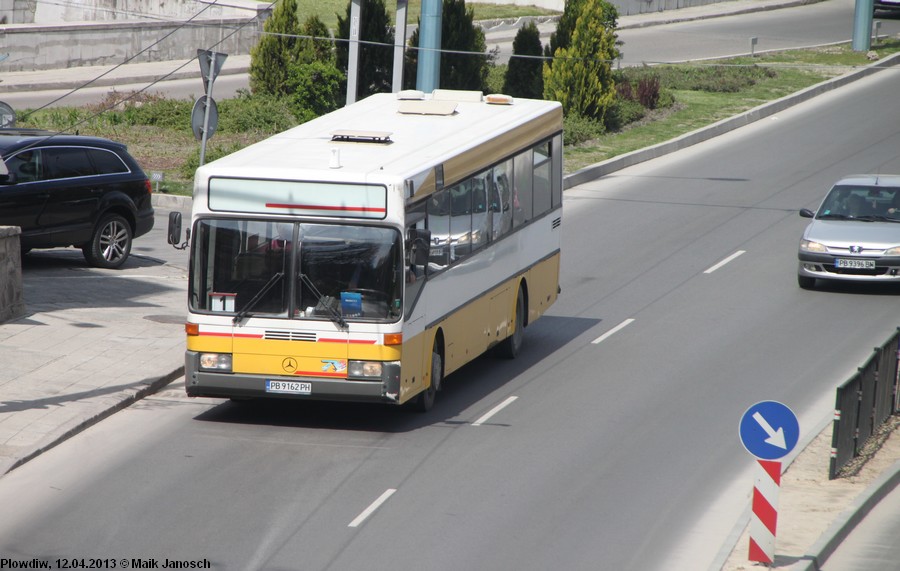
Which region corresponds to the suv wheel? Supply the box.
[83,213,132,269]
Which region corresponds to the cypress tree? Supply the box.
[404,0,492,92]
[502,20,543,99]
[542,0,618,123]
[336,0,394,100]
[249,0,301,96]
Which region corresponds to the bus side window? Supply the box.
[533,141,552,216]
[471,170,491,251]
[513,149,533,228]
[427,189,450,272]
[492,159,513,240]
[449,181,472,261]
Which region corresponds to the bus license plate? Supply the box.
[266,380,312,394]
[835,259,875,269]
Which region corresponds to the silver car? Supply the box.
[798,175,900,289]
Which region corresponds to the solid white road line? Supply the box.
[348,488,397,528]
[704,250,746,274]
[591,318,635,345]
[472,396,518,426]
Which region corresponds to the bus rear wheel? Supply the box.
[497,286,525,359]
[414,350,442,412]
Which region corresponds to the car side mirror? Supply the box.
[799,208,815,219]
[0,171,17,185]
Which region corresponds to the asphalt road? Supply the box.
[617,0,900,64]
[0,50,897,571]
[6,0,900,109]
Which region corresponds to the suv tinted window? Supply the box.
[88,148,129,175]
[44,147,95,179]
[6,149,42,183]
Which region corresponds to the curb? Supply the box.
[563,51,900,190]
[793,460,900,571]
[1,366,184,476]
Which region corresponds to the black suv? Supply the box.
[0,130,154,268]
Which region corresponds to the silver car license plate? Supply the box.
[835,258,875,269]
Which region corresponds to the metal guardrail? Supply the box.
[829,328,900,479]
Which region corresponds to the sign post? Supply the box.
[739,401,800,565]
[195,49,227,166]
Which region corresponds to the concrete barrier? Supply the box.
[0,226,25,324]
[0,6,270,72]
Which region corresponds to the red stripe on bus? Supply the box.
[266,203,386,213]
[199,331,262,338]
[318,338,377,344]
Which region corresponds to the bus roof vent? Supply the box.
[397,100,458,116]
[432,89,483,102]
[331,130,393,144]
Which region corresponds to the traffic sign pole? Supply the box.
[749,459,781,564]
[739,401,799,567]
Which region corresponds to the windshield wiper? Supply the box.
[298,272,347,329]
[817,213,851,220]
[233,272,284,325]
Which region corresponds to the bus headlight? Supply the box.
[199,353,233,372]
[348,361,383,379]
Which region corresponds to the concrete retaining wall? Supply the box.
[0,227,25,324]
[0,1,270,72]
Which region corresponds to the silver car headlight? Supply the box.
[884,246,900,256]
[800,239,827,253]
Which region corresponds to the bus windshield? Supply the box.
[190,219,403,323]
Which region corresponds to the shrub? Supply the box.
[179,141,246,178]
[605,98,645,132]
[217,91,298,134]
[636,75,660,109]
[563,113,605,146]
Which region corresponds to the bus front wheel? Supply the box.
[414,350,442,412]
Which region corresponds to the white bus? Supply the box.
[169,90,563,411]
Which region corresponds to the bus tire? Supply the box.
[497,286,525,359]
[414,350,441,412]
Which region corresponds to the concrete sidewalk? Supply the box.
[0,1,898,570]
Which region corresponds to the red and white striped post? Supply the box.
[748,459,782,564]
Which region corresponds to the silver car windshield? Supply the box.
[816,185,900,221]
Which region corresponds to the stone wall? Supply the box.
[0,10,268,72]
[0,227,25,324]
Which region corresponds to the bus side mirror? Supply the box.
[408,228,431,266]
[167,211,182,245]
[168,211,190,250]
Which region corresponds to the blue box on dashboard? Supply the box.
[341,292,363,317]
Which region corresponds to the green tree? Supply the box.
[298,14,334,64]
[404,0,493,92]
[336,0,394,100]
[502,20,543,99]
[543,0,618,123]
[249,0,301,95]
[286,61,345,123]
[544,0,619,67]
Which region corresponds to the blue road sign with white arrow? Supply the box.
[739,401,800,460]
